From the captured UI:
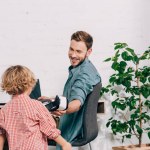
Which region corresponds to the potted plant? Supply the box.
[100,43,150,149]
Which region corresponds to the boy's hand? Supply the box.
[62,142,72,150]
[54,135,72,150]
[52,110,66,116]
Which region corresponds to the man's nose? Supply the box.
[71,51,77,57]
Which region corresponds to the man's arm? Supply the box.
[52,99,81,116]
[66,99,81,114]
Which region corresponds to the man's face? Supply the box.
[68,40,92,67]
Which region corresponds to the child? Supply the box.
[0,65,72,150]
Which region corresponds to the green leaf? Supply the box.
[108,117,113,121]
[112,101,126,110]
[144,100,150,109]
[140,55,148,60]
[114,43,128,50]
[111,62,119,71]
[142,66,150,77]
[131,113,139,120]
[132,86,140,95]
[111,90,118,95]
[106,121,110,127]
[140,77,147,83]
[109,76,116,84]
[140,50,150,60]
[136,125,143,135]
[148,132,150,139]
[145,127,150,130]
[122,80,131,88]
[127,67,134,73]
[128,120,136,128]
[126,48,135,56]
[133,55,139,64]
[141,85,150,98]
[120,61,127,67]
[104,58,111,62]
[126,134,131,139]
[135,70,142,77]
[114,45,121,50]
[121,51,133,61]
[121,51,129,61]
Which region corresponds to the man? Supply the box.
[53,31,101,150]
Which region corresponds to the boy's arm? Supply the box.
[0,134,5,150]
[54,135,72,150]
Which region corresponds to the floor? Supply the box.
[48,144,90,150]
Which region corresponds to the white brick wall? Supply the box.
[0,0,149,149]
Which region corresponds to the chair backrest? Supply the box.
[72,82,102,146]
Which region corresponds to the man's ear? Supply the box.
[86,48,92,57]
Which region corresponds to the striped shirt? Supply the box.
[0,94,60,150]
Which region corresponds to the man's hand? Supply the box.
[52,99,81,116]
[52,110,66,116]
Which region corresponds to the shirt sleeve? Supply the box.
[35,102,60,139]
[70,72,94,106]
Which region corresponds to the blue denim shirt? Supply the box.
[56,58,101,149]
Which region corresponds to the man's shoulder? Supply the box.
[79,60,98,74]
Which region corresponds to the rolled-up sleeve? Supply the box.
[70,73,93,106]
[36,102,60,139]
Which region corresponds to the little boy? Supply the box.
[0,65,72,150]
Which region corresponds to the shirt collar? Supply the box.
[68,58,89,73]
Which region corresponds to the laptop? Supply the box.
[30,79,41,100]
[0,91,11,108]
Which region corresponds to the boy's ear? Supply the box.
[86,48,92,57]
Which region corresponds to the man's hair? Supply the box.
[1,65,36,95]
[71,31,93,50]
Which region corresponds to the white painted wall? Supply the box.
[0,0,149,149]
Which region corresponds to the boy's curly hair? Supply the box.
[1,65,36,95]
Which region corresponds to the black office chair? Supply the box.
[71,82,102,149]
[48,82,102,150]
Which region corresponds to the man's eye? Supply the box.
[77,51,82,53]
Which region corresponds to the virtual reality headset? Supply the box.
[42,95,68,111]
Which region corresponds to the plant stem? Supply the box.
[136,62,142,147]
[123,112,139,139]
